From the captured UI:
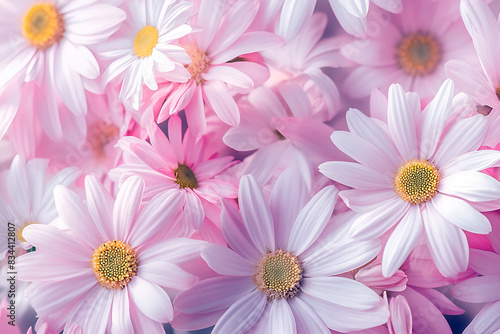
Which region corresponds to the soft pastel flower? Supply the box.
[18,175,204,333]
[0,0,126,141]
[152,0,283,137]
[110,114,238,235]
[173,170,388,333]
[341,0,477,100]
[329,0,402,37]
[0,155,80,255]
[101,0,193,110]
[320,80,500,277]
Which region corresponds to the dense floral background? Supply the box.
[1,0,500,333]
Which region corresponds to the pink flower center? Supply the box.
[396,33,441,76]
[185,47,211,85]
[91,240,138,290]
[254,249,302,302]
[174,163,199,189]
[23,3,65,50]
[87,120,120,160]
[393,159,440,205]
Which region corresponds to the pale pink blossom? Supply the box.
[18,175,203,333]
[341,0,477,100]
[173,171,388,333]
[320,80,500,277]
[110,114,238,235]
[0,0,126,141]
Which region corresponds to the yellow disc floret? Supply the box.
[91,240,138,290]
[254,249,302,301]
[23,3,65,50]
[393,159,440,205]
[396,33,441,76]
[134,26,159,58]
[17,221,38,243]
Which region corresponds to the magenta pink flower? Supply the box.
[111,114,237,232]
[320,80,500,277]
[18,175,203,333]
[173,171,388,333]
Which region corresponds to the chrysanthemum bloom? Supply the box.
[223,85,338,186]
[328,0,402,37]
[0,0,125,141]
[173,171,388,333]
[446,0,500,146]
[110,114,237,235]
[101,0,193,110]
[320,80,500,278]
[153,0,283,137]
[341,0,477,100]
[261,12,347,121]
[0,155,80,257]
[18,175,204,333]
[451,237,500,333]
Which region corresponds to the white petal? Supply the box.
[269,299,296,334]
[288,186,338,255]
[439,171,500,202]
[138,261,198,290]
[382,206,423,277]
[430,193,492,234]
[387,84,417,161]
[238,175,275,253]
[441,150,500,175]
[184,190,204,230]
[113,176,144,242]
[112,289,133,334]
[277,0,316,41]
[204,80,240,126]
[288,297,330,334]
[319,161,392,190]
[128,276,173,323]
[202,65,253,89]
[342,0,369,17]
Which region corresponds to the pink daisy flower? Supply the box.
[341,0,477,100]
[110,114,238,233]
[320,80,500,278]
[18,175,204,333]
[173,170,388,333]
[101,0,193,110]
[328,0,403,38]
[155,0,283,137]
[0,0,125,141]
[0,155,80,256]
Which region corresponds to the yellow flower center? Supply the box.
[87,121,120,160]
[495,86,500,101]
[396,33,441,76]
[134,26,159,58]
[23,3,65,50]
[174,163,199,189]
[91,240,138,290]
[17,221,38,243]
[393,159,440,205]
[254,249,302,302]
[185,47,211,85]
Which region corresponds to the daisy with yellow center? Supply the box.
[102,0,193,110]
[321,80,500,278]
[18,175,203,333]
[174,173,388,333]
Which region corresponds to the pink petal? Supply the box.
[422,204,469,277]
[269,298,297,334]
[221,200,262,262]
[185,83,207,138]
[387,84,417,162]
[201,243,255,276]
[171,310,225,331]
[430,193,492,234]
[340,189,398,213]
[129,276,173,322]
[382,206,423,277]
[319,161,392,190]
[184,190,205,230]
[204,80,240,126]
[288,186,338,255]
[128,189,184,246]
[465,299,500,334]
[414,287,464,315]
[83,175,114,241]
[203,65,253,88]
[419,79,454,159]
[113,176,145,242]
[469,249,500,276]
[301,277,380,310]
[146,121,177,170]
[452,276,500,303]
[289,297,330,334]
[174,276,255,314]
[138,261,198,290]
[167,114,184,163]
[388,295,412,334]
[212,290,266,334]
[277,0,315,41]
[139,238,206,264]
[18,252,92,281]
[112,289,133,334]
[239,175,275,253]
